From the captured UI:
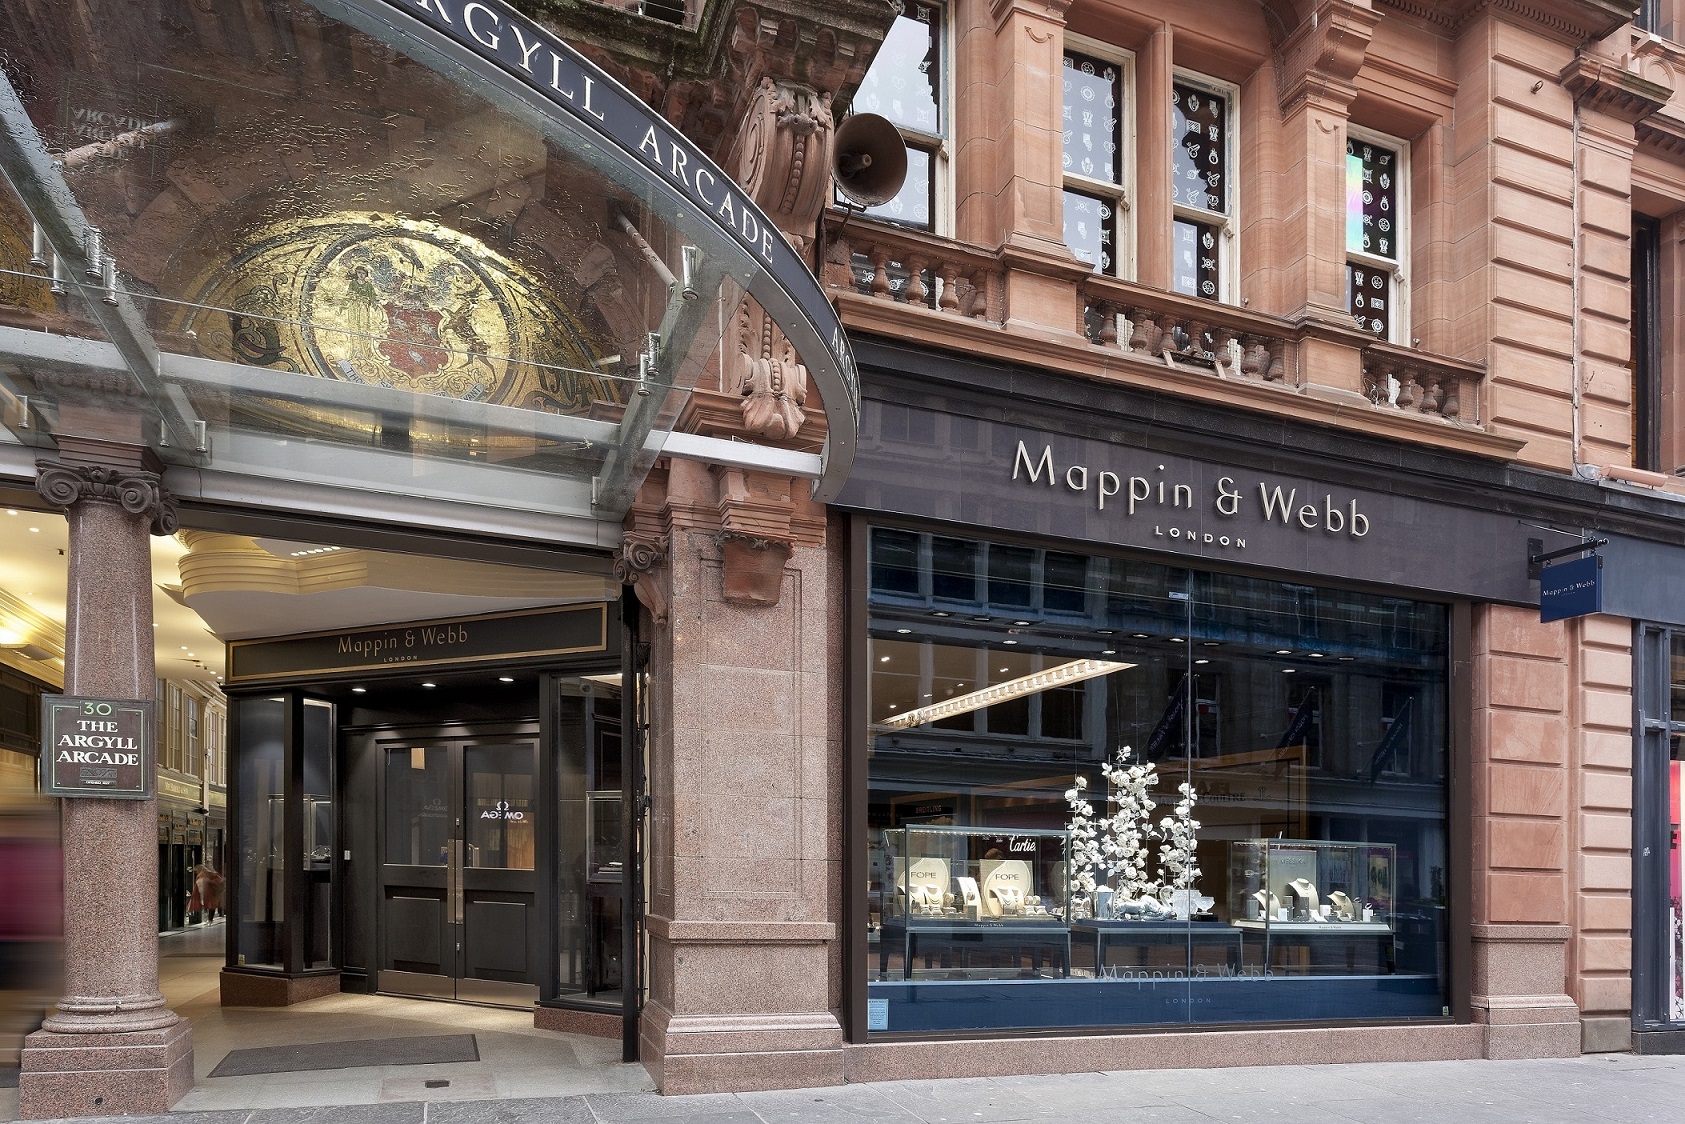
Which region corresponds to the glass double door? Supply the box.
[379,739,539,1006]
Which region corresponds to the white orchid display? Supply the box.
[1063,776,1104,911]
[1063,744,1203,920]
[1098,744,1160,903]
[1157,781,1202,895]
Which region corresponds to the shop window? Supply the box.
[1062,42,1132,275]
[1346,128,1409,343]
[863,526,1452,1035]
[849,1,947,231]
[1172,75,1237,302]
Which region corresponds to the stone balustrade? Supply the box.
[821,216,1005,324]
[1077,276,1291,383]
[1360,341,1484,424]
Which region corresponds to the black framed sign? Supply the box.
[40,695,155,799]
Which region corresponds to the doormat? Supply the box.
[208,1033,479,1077]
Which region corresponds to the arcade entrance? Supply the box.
[223,615,636,1030]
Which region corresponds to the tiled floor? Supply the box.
[0,923,651,1120]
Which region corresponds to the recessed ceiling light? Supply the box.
[998,667,1009,673]
[1102,649,1117,655]
[971,615,992,622]
[895,628,912,635]
[1169,637,1185,643]
[4,509,15,515]
[1338,656,1356,661]
[152,623,158,628]
[930,611,951,618]
[421,682,436,689]
[1013,620,1031,626]
[1096,630,1114,636]
[1282,668,1296,674]
[28,527,38,533]
[1195,658,1210,665]
[1201,641,1220,647]
[1308,652,1325,659]
[1275,649,1292,655]
[498,676,514,683]
[879,655,891,663]
[351,687,367,693]
[1002,639,1018,645]
[179,646,188,651]
[1131,633,1150,639]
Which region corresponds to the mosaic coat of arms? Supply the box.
[172,214,618,415]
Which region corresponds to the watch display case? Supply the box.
[1227,839,1395,931]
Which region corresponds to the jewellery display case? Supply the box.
[877,826,1071,980]
[1227,839,1397,974]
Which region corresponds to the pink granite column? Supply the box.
[18,451,194,1118]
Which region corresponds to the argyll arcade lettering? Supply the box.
[40,696,154,799]
[1012,441,1370,552]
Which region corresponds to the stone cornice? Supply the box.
[1379,0,1640,43]
[1559,53,1671,122]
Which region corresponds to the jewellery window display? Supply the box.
[1229,839,1396,975]
[878,825,1071,980]
[862,524,1451,1033]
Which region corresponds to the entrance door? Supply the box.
[378,740,540,1005]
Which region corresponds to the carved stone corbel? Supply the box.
[35,460,180,536]
[614,532,671,626]
[1273,1,1380,116]
[714,530,792,605]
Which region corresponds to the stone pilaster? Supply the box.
[18,446,193,1119]
[629,454,841,1094]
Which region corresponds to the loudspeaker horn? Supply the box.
[832,113,908,207]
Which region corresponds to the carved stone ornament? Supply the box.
[715,529,792,606]
[35,461,180,536]
[614,532,670,626]
[737,301,810,440]
[730,78,836,247]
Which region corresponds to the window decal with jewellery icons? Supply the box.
[1173,82,1228,216]
[851,1,943,228]
[1345,136,1402,338]
[1062,49,1124,274]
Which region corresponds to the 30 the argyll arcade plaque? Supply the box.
[40,695,155,799]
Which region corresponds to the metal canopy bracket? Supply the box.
[0,72,205,457]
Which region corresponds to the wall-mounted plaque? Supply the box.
[40,695,155,799]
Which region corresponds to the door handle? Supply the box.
[451,839,465,924]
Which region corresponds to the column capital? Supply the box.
[35,459,179,536]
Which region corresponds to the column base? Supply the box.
[641,1005,844,1094]
[18,1019,192,1119]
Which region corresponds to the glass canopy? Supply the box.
[0,0,854,536]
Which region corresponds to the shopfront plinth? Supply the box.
[218,970,340,1007]
[19,445,192,1119]
[1470,924,1580,1059]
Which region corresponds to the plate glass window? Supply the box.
[1171,80,1233,300]
[862,527,1452,1036]
[1346,135,1404,341]
[1062,49,1127,274]
[850,2,944,228]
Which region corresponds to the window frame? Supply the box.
[1061,33,1136,279]
[846,0,953,235]
[1170,69,1241,304]
[1344,124,1412,346]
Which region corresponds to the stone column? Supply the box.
[19,446,193,1118]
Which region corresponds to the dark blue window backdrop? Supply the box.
[864,526,1451,1034]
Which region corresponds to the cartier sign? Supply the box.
[40,695,154,799]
